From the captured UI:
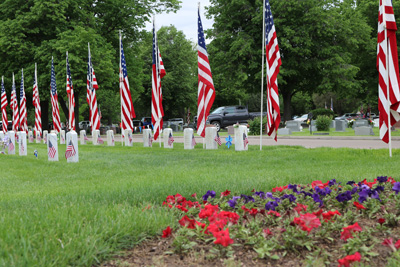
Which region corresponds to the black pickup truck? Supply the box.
[195,106,261,131]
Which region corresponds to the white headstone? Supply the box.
[43,130,48,144]
[7,131,15,155]
[335,120,346,132]
[47,133,58,161]
[278,128,292,135]
[143,128,153,147]
[0,131,4,141]
[28,130,34,143]
[35,131,42,143]
[18,131,27,156]
[92,130,100,145]
[286,120,302,132]
[124,129,133,146]
[235,125,249,151]
[107,130,115,146]
[66,131,79,163]
[163,128,174,149]
[60,130,66,144]
[184,128,194,149]
[205,127,218,150]
[50,130,57,136]
[80,130,86,145]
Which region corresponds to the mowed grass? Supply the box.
[0,142,400,266]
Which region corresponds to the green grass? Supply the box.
[1,142,400,266]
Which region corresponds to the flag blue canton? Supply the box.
[87,55,94,92]
[152,24,159,69]
[265,0,275,45]
[1,79,5,93]
[121,42,128,78]
[67,57,73,87]
[20,70,24,100]
[51,59,57,95]
[198,10,207,52]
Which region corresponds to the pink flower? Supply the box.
[337,252,361,267]
[293,213,321,234]
[382,238,399,252]
[341,222,362,241]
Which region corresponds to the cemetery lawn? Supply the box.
[1,143,400,266]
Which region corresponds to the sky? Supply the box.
[144,0,214,44]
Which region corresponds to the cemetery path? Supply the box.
[115,134,400,149]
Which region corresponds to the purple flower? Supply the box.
[254,191,266,199]
[315,186,331,196]
[202,190,216,201]
[228,196,240,208]
[336,191,352,203]
[328,179,337,186]
[377,176,388,183]
[351,187,358,194]
[312,193,324,207]
[241,194,255,203]
[266,192,274,199]
[347,181,356,186]
[281,194,297,203]
[370,190,381,201]
[358,189,369,203]
[265,201,279,211]
[393,182,400,195]
[375,185,385,193]
[288,184,299,193]
[300,191,313,198]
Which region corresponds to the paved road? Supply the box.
[113,134,400,149]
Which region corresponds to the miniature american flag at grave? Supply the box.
[168,132,174,146]
[20,141,24,154]
[148,133,153,147]
[48,140,56,158]
[128,133,133,144]
[243,132,249,148]
[214,132,222,146]
[98,134,104,144]
[192,133,197,148]
[65,140,76,159]
[29,134,34,142]
[8,138,14,152]
[84,134,89,141]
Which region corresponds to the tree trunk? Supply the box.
[42,100,49,131]
[282,91,292,122]
[58,95,69,127]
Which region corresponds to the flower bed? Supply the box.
[158,177,400,266]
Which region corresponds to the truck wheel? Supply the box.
[211,121,221,131]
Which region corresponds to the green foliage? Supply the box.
[311,108,334,120]
[315,115,331,131]
[248,116,267,135]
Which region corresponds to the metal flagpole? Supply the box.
[383,5,392,157]
[260,0,266,150]
[199,2,206,149]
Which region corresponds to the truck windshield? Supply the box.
[211,107,224,114]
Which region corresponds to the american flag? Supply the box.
[1,76,7,133]
[111,133,114,145]
[128,132,132,144]
[168,132,174,146]
[214,132,222,146]
[19,69,27,133]
[65,140,76,159]
[192,133,197,147]
[84,134,89,141]
[48,140,56,158]
[120,33,135,133]
[32,63,41,138]
[50,57,61,132]
[61,133,65,143]
[265,0,281,141]
[86,43,100,132]
[66,52,75,131]
[196,7,215,138]
[98,134,104,144]
[377,0,400,144]
[20,140,24,154]
[8,138,14,152]
[43,133,47,143]
[243,132,249,148]
[151,18,166,141]
[36,135,41,142]
[187,108,191,125]
[10,73,19,132]
[148,132,153,147]
[29,134,34,142]
[330,98,334,112]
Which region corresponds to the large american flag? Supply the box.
[50,58,61,132]
[10,73,19,132]
[1,76,7,133]
[377,0,400,144]
[19,69,27,133]
[65,140,76,159]
[265,0,281,141]
[151,18,166,141]
[66,52,75,131]
[196,7,215,138]
[48,139,56,158]
[87,43,100,132]
[120,33,135,133]
[32,64,42,138]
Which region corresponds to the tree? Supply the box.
[206,0,372,120]
[0,0,181,130]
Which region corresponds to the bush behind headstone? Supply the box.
[316,115,331,131]
[310,108,334,119]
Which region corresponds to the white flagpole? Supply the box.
[119,31,124,146]
[260,0,266,150]
[383,5,392,157]
[199,2,206,149]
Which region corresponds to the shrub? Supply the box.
[248,116,267,135]
[310,108,334,120]
[316,115,331,131]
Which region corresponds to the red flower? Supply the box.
[174,193,186,204]
[341,222,362,241]
[205,223,220,235]
[161,226,172,238]
[322,210,341,222]
[267,210,281,217]
[221,190,231,197]
[241,205,250,213]
[165,195,175,205]
[262,228,273,238]
[175,205,188,213]
[293,203,308,214]
[213,228,234,247]
[249,208,258,217]
[195,221,206,230]
[199,204,219,219]
[337,252,361,267]
[272,185,288,192]
[178,215,196,229]
[311,180,329,189]
[378,218,386,225]
[312,209,324,217]
[191,193,197,198]
[293,213,321,234]
[353,201,366,210]
[395,240,400,250]
[214,211,240,225]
